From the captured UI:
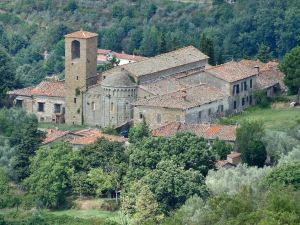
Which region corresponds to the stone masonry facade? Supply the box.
[8,30,285,129]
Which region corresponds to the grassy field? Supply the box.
[0,208,119,224]
[38,122,89,132]
[220,106,300,131]
[50,209,118,220]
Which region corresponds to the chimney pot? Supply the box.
[254,65,260,75]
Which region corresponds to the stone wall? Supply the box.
[101,86,137,128]
[185,98,229,124]
[134,105,185,129]
[83,85,137,128]
[228,76,256,113]
[65,36,98,125]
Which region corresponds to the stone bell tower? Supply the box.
[64,30,98,125]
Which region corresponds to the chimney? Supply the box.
[254,65,260,76]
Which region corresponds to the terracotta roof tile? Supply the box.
[139,77,189,96]
[227,151,241,159]
[42,128,127,145]
[152,122,237,142]
[133,84,227,110]
[42,129,70,145]
[239,59,279,72]
[8,80,65,98]
[7,87,34,96]
[65,30,98,39]
[239,59,286,90]
[207,61,257,82]
[70,129,127,145]
[120,46,208,77]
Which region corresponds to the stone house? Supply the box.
[133,84,229,129]
[239,59,286,96]
[200,62,258,113]
[8,80,65,123]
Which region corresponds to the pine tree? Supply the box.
[256,44,272,63]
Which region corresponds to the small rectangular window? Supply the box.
[198,111,202,122]
[74,98,77,104]
[208,108,212,115]
[234,101,237,109]
[236,84,240,94]
[54,104,61,113]
[139,113,143,119]
[241,83,243,92]
[242,98,245,106]
[16,99,23,108]
[156,113,161,124]
[250,79,253,88]
[38,102,45,112]
[244,81,247,90]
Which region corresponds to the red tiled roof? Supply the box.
[207,61,257,82]
[42,128,127,145]
[8,80,65,98]
[152,122,237,142]
[7,87,34,96]
[42,129,70,145]
[239,59,286,90]
[70,129,127,145]
[239,59,279,72]
[97,49,147,61]
[65,31,98,39]
[227,151,241,159]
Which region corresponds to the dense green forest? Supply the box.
[0,0,300,88]
[0,109,300,224]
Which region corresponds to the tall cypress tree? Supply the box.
[0,46,16,107]
[199,33,215,65]
[159,32,167,54]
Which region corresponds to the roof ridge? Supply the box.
[121,45,207,69]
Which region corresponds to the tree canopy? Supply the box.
[279,46,300,95]
[236,121,267,167]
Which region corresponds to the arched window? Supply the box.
[71,40,80,60]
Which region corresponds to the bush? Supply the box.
[254,90,271,108]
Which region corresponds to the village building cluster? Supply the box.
[8,30,285,131]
